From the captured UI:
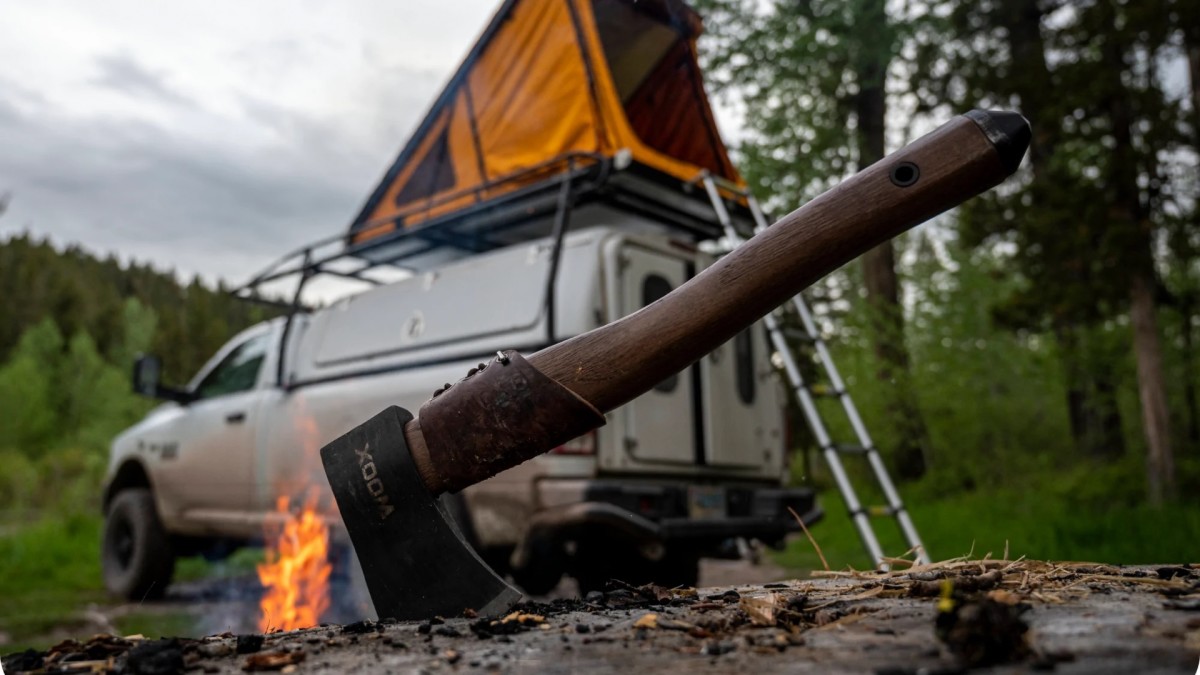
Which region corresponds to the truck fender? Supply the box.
[103,460,154,513]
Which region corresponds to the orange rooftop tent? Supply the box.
[346,0,745,250]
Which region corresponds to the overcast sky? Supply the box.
[0,0,509,284]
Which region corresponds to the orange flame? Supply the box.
[257,491,332,632]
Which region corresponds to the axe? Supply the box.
[321,110,1031,620]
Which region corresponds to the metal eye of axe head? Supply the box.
[321,110,1032,621]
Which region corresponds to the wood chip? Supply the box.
[243,650,306,671]
[500,612,546,626]
[634,613,659,629]
[740,593,785,626]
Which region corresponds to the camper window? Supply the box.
[734,329,756,405]
[643,273,679,393]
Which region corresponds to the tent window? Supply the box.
[592,0,679,102]
[394,126,457,208]
[592,0,727,177]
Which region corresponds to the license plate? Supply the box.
[688,486,727,519]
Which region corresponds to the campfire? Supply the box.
[257,491,332,632]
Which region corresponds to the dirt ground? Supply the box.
[6,560,1199,674]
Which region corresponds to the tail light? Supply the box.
[550,430,597,455]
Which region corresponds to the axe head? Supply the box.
[320,405,522,621]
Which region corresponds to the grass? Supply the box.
[0,513,266,653]
[111,612,204,641]
[0,514,108,650]
[776,463,1200,573]
[176,547,264,583]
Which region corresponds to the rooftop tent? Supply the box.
[347,0,742,246]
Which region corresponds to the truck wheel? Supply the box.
[654,550,700,589]
[511,537,565,596]
[572,546,699,594]
[102,489,175,600]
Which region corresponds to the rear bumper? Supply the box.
[512,479,821,571]
[582,481,822,543]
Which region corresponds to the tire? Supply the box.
[102,489,175,600]
[571,544,699,594]
[654,550,700,589]
[511,537,565,596]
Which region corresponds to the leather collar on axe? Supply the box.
[320,110,1032,621]
[320,352,601,620]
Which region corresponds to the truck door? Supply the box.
[616,246,697,466]
[155,328,272,517]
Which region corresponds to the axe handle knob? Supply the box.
[526,111,1028,413]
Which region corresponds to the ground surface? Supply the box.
[5,560,1199,674]
[12,557,792,643]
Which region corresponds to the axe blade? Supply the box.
[321,405,522,621]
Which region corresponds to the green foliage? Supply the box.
[0,237,272,517]
[798,232,1073,491]
[0,234,275,384]
[779,456,1200,573]
[701,0,1198,494]
[0,514,108,648]
[0,319,64,454]
[0,514,262,650]
[0,314,151,515]
[111,613,204,643]
[696,0,920,210]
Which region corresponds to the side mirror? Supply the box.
[132,354,193,404]
[132,354,162,397]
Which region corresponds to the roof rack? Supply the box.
[231,153,755,312]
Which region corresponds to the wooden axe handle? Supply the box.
[407,110,1029,493]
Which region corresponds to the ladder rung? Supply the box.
[780,327,816,343]
[829,443,869,455]
[808,384,844,397]
[851,505,899,518]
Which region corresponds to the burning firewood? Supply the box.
[257,491,332,633]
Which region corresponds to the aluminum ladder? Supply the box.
[699,174,931,568]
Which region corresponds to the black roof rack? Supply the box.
[231,153,755,313]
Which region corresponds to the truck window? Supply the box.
[194,332,270,399]
[643,274,678,393]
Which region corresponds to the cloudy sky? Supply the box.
[0,0,508,284]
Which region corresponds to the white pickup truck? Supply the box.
[102,207,819,601]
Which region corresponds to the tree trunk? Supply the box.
[1180,293,1199,445]
[1056,325,1125,457]
[1002,0,1127,458]
[1183,16,1200,446]
[854,0,928,480]
[1099,0,1176,503]
[1131,273,1176,504]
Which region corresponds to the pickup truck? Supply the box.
[102,216,819,601]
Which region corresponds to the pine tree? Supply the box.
[925,0,1191,503]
